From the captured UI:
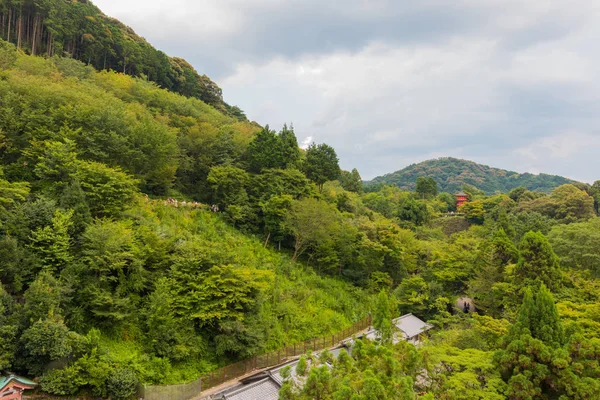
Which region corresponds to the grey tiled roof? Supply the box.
[353,314,431,343]
[393,314,433,339]
[221,378,280,400]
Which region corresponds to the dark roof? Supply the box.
[0,374,37,391]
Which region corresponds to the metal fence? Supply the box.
[140,379,203,400]
[142,315,372,400]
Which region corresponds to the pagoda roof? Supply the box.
[456,191,467,196]
[0,374,37,392]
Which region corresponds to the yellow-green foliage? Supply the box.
[0,51,259,196]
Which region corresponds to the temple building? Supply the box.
[0,375,37,400]
[456,191,468,208]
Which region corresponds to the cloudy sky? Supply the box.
[93,0,600,182]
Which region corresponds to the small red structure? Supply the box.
[0,375,37,400]
[456,191,468,208]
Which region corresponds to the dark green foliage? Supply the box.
[437,192,456,212]
[303,143,340,192]
[368,157,576,194]
[106,368,139,400]
[20,315,85,376]
[23,271,65,323]
[144,278,204,361]
[0,284,18,370]
[246,124,301,173]
[207,165,250,208]
[589,180,600,214]
[279,124,301,169]
[489,228,519,266]
[494,285,599,399]
[514,231,562,290]
[246,126,284,173]
[509,211,555,241]
[0,167,30,213]
[339,168,363,193]
[415,177,438,199]
[397,197,429,226]
[261,194,293,246]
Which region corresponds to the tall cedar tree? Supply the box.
[514,231,562,290]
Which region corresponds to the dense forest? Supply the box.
[0,0,247,120]
[1,18,600,400]
[368,157,577,194]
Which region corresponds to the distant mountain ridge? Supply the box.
[367,157,577,194]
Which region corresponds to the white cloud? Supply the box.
[300,136,313,150]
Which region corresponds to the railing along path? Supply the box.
[142,316,372,400]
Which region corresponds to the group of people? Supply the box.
[142,194,218,211]
[163,197,201,208]
[463,301,472,313]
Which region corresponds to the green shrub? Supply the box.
[107,368,139,400]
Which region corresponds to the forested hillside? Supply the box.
[1,26,600,400]
[368,157,576,194]
[0,0,246,119]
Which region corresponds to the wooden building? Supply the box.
[455,191,468,208]
[0,375,37,400]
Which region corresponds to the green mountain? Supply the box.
[1,3,600,399]
[0,0,246,119]
[368,157,577,194]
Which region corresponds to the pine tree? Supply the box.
[531,284,564,347]
[246,125,284,173]
[279,124,301,169]
[496,284,570,398]
[514,231,562,290]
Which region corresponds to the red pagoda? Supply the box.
[456,191,468,208]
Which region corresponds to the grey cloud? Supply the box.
[93,0,600,183]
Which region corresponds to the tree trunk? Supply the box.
[16,9,21,49]
[7,8,11,43]
[48,31,53,56]
[31,14,38,55]
[263,232,271,248]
